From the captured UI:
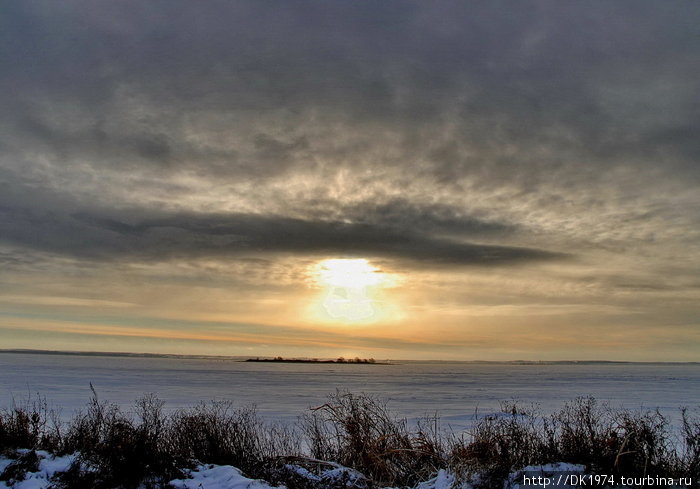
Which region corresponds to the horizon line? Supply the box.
[1,348,698,365]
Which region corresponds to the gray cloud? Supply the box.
[2,0,698,185]
[0,2,697,257]
[0,200,562,265]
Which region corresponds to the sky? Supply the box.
[1,1,699,361]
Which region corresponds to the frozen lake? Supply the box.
[1,351,699,431]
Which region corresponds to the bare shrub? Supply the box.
[449,401,546,488]
[302,391,445,487]
[167,400,300,481]
[57,391,183,489]
[0,394,61,453]
[611,408,672,476]
[446,398,693,489]
[555,397,616,469]
[680,408,700,480]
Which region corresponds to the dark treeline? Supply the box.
[246,357,385,364]
[0,391,699,489]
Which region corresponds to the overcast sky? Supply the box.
[1,0,699,360]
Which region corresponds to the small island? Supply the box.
[245,356,389,364]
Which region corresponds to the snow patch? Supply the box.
[0,451,75,489]
[169,464,281,489]
[415,469,464,489]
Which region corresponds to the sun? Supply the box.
[314,259,387,322]
[317,259,382,288]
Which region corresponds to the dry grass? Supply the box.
[0,394,62,454]
[449,397,697,488]
[0,391,698,489]
[302,392,445,487]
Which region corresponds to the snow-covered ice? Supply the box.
[2,352,698,431]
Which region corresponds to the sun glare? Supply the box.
[314,259,388,322]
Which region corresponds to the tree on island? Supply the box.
[244,356,385,364]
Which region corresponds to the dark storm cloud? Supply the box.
[0,201,562,266]
[341,199,514,237]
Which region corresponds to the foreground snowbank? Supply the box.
[1,450,687,489]
[169,464,282,489]
[168,462,591,489]
[0,452,588,489]
[0,450,76,489]
[0,453,283,489]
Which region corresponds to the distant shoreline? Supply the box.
[0,349,698,365]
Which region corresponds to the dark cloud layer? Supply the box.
[0,201,561,265]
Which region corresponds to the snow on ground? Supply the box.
[0,454,592,489]
[169,464,280,489]
[0,459,12,479]
[282,459,370,488]
[0,450,75,489]
[415,469,461,489]
[0,454,282,489]
[0,451,652,489]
